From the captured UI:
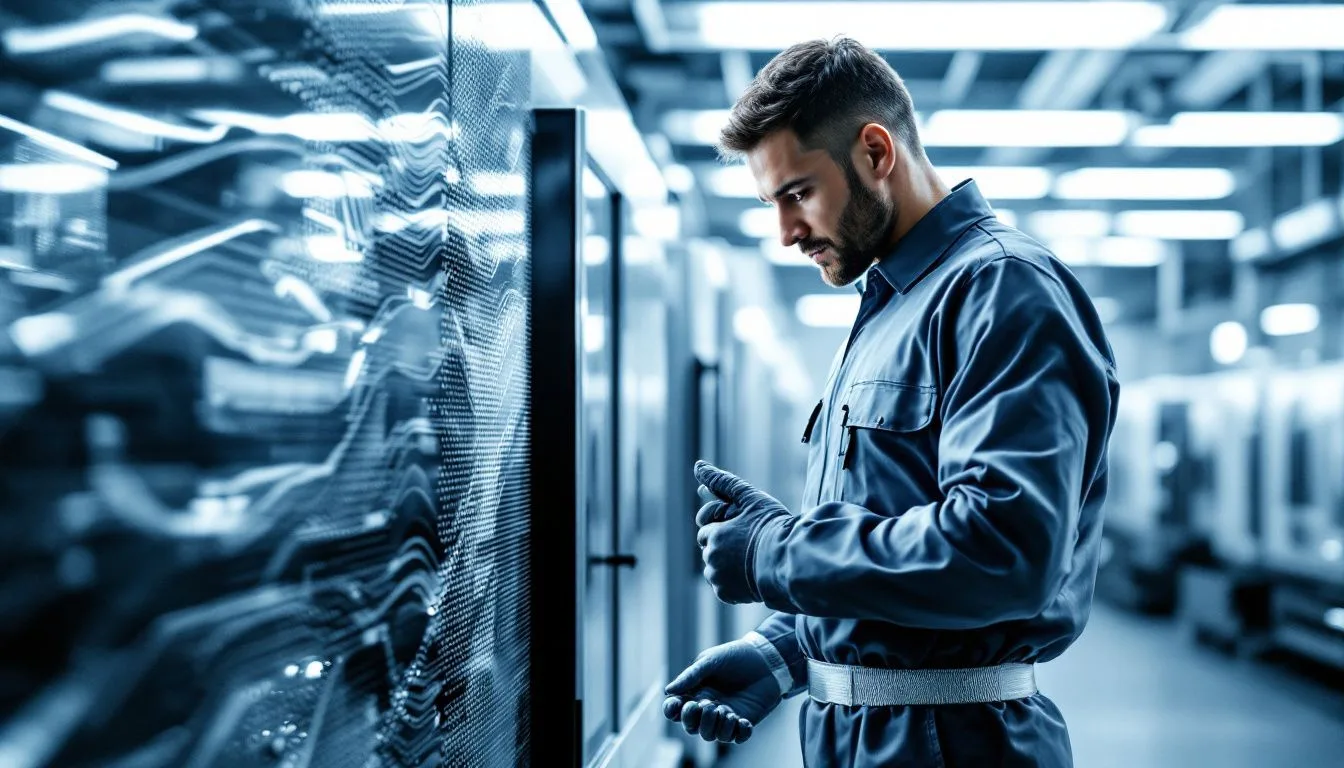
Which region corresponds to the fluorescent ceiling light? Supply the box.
[1271,198,1339,253]
[668,108,1343,150]
[923,110,1132,148]
[1133,112,1344,147]
[713,164,1053,200]
[690,2,1168,51]
[1048,237,1169,267]
[1026,210,1111,239]
[1260,303,1319,336]
[760,239,812,267]
[938,167,1053,200]
[1054,168,1236,200]
[1113,210,1244,240]
[740,208,776,239]
[796,294,861,328]
[1210,321,1248,365]
[1180,5,1344,51]
[663,109,731,145]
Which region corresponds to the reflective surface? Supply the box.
[580,162,615,761]
[616,230,671,722]
[0,1,532,765]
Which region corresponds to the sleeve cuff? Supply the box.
[749,515,798,613]
[744,630,794,699]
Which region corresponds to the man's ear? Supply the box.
[856,123,897,181]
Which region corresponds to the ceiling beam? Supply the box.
[1171,50,1269,109]
[983,50,1127,166]
[939,52,982,108]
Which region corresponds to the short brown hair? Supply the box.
[717,37,923,165]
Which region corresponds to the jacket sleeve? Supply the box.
[744,611,807,698]
[749,256,1115,630]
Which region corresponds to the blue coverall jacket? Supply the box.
[750,180,1120,767]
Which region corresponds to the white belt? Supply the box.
[807,659,1038,707]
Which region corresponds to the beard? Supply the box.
[801,161,895,287]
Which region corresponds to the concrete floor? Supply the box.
[717,604,1344,767]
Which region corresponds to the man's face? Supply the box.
[747,129,895,287]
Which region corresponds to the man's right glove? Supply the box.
[662,635,784,744]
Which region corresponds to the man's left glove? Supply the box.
[694,460,794,604]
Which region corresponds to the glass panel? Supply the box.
[0,1,534,766]
[579,164,614,762]
[616,233,668,719]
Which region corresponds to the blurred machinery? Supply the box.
[1099,365,1344,671]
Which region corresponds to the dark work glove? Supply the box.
[693,460,793,604]
[663,636,784,744]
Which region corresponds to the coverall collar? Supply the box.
[871,178,996,295]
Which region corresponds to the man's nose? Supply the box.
[779,210,809,248]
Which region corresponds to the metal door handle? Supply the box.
[588,554,638,568]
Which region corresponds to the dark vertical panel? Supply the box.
[527,107,582,768]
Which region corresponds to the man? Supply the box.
[662,37,1120,767]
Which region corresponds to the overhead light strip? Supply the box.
[664,109,1344,148]
[685,2,1169,51]
[1180,5,1344,51]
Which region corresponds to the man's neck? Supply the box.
[884,160,952,251]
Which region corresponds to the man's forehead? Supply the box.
[747,131,824,196]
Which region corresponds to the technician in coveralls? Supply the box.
[663,37,1120,767]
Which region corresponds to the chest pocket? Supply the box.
[839,380,936,468]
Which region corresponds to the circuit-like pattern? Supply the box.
[0,1,532,766]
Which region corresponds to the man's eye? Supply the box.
[789,191,806,203]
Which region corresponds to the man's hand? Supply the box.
[694,461,793,604]
[663,637,782,744]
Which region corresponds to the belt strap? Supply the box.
[807,659,1038,707]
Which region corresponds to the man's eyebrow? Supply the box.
[759,176,811,203]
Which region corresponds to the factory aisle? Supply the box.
[718,604,1344,768]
